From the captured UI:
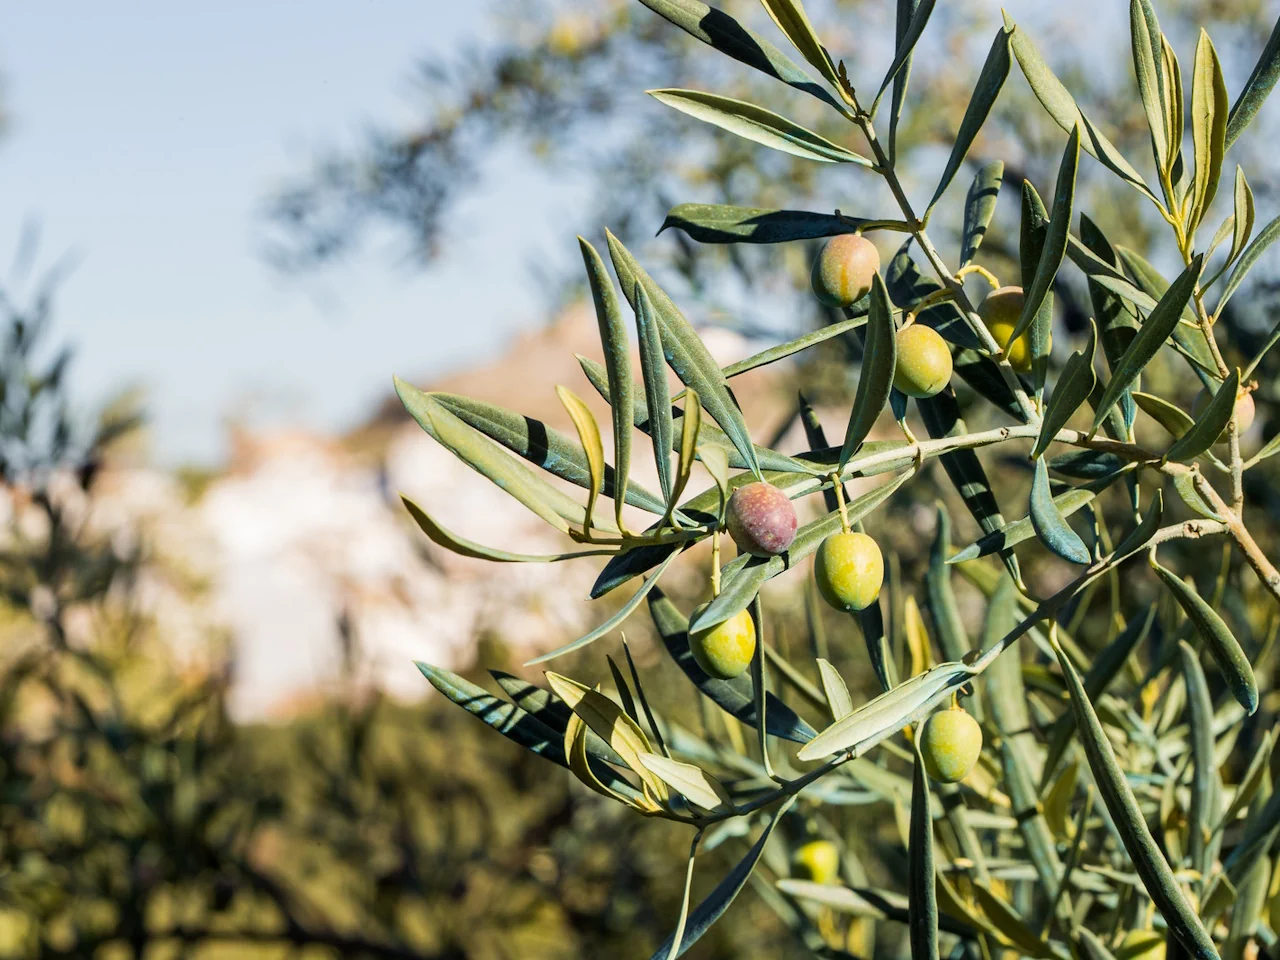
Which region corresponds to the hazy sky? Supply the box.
[0,1,583,464]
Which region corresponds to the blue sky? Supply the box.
[0,1,583,464]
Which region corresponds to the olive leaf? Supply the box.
[838,274,897,470]
[1133,390,1195,440]
[660,203,871,244]
[909,739,939,960]
[556,385,605,535]
[1009,127,1080,353]
[1151,559,1257,715]
[637,754,730,811]
[1130,0,1170,174]
[926,504,973,663]
[1049,633,1221,960]
[959,162,1004,267]
[635,287,675,502]
[719,314,869,383]
[1115,246,1218,374]
[1006,13,1156,203]
[887,0,919,163]
[606,230,764,480]
[928,30,1010,212]
[401,496,614,564]
[1030,458,1091,565]
[1172,469,1228,522]
[885,242,986,351]
[1189,30,1228,230]
[1033,320,1098,459]
[546,672,670,804]
[1179,641,1221,885]
[1166,369,1240,462]
[647,796,797,959]
[875,0,936,114]
[999,737,1068,922]
[667,387,702,520]
[529,544,685,665]
[1113,488,1164,557]
[1048,449,1126,479]
[1225,12,1280,149]
[649,589,818,743]
[1227,167,1256,267]
[817,658,854,721]
[650,89,870,165]
[970,882,1060,959]
[796,659,979,762]
[948,486,1096,563]
[1078,215,1142,393]
[635,0,848,114]
[758,0,842,91]
[664,833,700,960]
[1217,213,1280,315]
[490,669,626,766]
[580,236,634,531]
[1091,255,1203,431]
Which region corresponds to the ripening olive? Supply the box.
[811,235,881,308]
[792,840,841,885]
[893,324,954,398]
[978,285,1049,373]
[814,531,884,612]
[1192,385,1256,444]
[726,482,798,556]
[688,604,756,680]
[919,707,983,783]
[1116,930,1166,960]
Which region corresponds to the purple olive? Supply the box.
[726,482,798,556]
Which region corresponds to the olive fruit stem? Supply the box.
[902,287,954,327]
[831,474,851,534]
[955,263,1001,290]
[710,530,722,597]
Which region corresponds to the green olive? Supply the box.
[893,324,953,398]
[811,235,881,308]
[792,839,841,885]
[814,531,884,612]
[977,286,1049,373]
[689,604,756,680]
[1116,930,1166,960]
[919,707,983,783]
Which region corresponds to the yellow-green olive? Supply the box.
[919,707,983,783]
[893,324,953,398]
[811,235,881,308]
[689,604,756,680]
[792,840,841,885]
[814,531,884,612]
[978,285,1048,373]
[726,481,798,557]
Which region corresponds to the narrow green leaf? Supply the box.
[758,0,843,90]
[1130,0,1169,174]
[1049,634,1222,960]
[722,314,869,382]
[638,755,729,811]
[648,589,818,743]
[1114,246,1218,374]
[1030,458,1091,565]
[1133,390,1195,440]
[606,230,764,479]
[635,0,847,113]
[876,0,936,113]
[796,660,979,762]
[1179,641,1221,884]
[1225,13,1280,149]
[999,739,1068,924]
[1048,449,1125,479]
[1092,255,1203,431]
[959,161,1005,266]
[1190,30,1228,229]
[1033,320,1098,459]
[668,388,702,517]
[647,797,797,959]
[409,385,664,518]
[664,833,701,960]
[909,740,939,960]
[490,669,626,766]
[1112,488,1163,557]
[661,203,870,244]
[1224,855,1270,960]
[1006,14,1156,202]
[650,88,871,164]
[1151,559,1257,715]
[926,503,973,663]
[949,486,1103,564]
[1167,369,1240,462]
[1010,127,1080,352]
[970,882,1058,959]
[580,236,634,532]
[839,274,897,469]
[1217,213,1280,315]
[1173,469,1228,522]
[401,495,612,564]
[1040,605,1157,787]
[817,658,854,721]
[887,0,919,164]
[1228,167,1255,266]
[636,287,675,501]
[557,385,606,534]
[1078,215,1142,390]
[928,31,1010,211]
[528,545,685,665]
